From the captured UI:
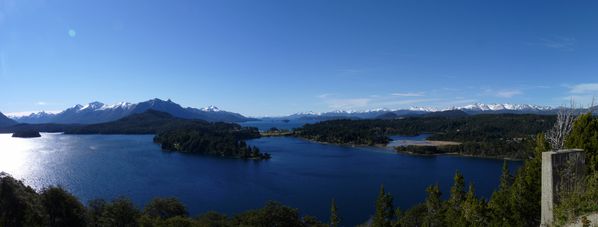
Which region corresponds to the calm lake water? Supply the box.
[0,133,521,225]
[240,119,320,131]
[387,134,433,147]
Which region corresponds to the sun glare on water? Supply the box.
[0,133,40,177]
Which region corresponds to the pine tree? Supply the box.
[565,113,598,171]
[392,207,402,227]
[536,133,550,153]
[330,198,340,227]
[423,184,444,227]
[444,171,466,226]
[508,134,542,226]
[373,185,394,227]
[462,183,486,226]
[487,161,513,225]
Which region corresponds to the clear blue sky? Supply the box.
[1,0,598,116]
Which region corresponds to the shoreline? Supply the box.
[393,150,524,161]
[294,136,523,161]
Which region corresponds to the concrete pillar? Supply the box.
[541,149,586,226]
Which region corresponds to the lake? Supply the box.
[0,133,521,225]
[240,119,320,131]
[387,134,433,147]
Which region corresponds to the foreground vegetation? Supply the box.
[553,112,598,225]
[296,114,555,159]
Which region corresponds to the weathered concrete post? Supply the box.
[541,149,586,226]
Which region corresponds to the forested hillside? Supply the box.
[296,114,556,159]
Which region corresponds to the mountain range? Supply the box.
[9,99,255,124]
[4,101,595,126]
[274,103,560,120]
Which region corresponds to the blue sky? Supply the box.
[1,0,598,116]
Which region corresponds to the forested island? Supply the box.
[11,130,41,138]
[154,128,269,160]
[295,114,556,159]
[65,110,269,160]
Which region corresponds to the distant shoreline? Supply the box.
[388,139,461,147]
[294,136,523,161]
[393,149,524,161]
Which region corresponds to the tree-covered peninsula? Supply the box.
[295,114,556,159]
[11,130,42,138]
[65,110,269,160]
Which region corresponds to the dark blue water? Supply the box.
[240,119,320,131]
[0,133,521,225]
[387,134,432,147]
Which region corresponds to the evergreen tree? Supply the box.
[423,184,444,227]
[330,198,340,227]
[565,113,598,171]
[508,134,543,226]
[487,161,513,225]
[392,207,402,227]
[462,184,486,226]
[373,185,394,227]
[444,171,466,226]
[536,132,550,153]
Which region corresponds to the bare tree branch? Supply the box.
[546,99,576,150]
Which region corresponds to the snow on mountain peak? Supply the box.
[79,102,105,111]
[201,105,221,112]
[409,106,440,112]
[291,108,394,117]
[100,101,135,110]
[455,103,552,111]
[7,111,58,118]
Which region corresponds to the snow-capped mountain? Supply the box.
[452,103,553,113]
[11,99,254,124]
[278,103,557,120]
[286,108,395,120]
[200,105,221,112]
[409,103,553,113]
[409,106,440,112]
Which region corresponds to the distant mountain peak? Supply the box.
[279,102,557,121]
[150,98,168,102]
[201,105,221,112]
[407,103,553,112]
[100,101,134,110]
[409,106,440,112]
[291,108,393,117]
[80,101,105,111]
[452,103,553,112]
